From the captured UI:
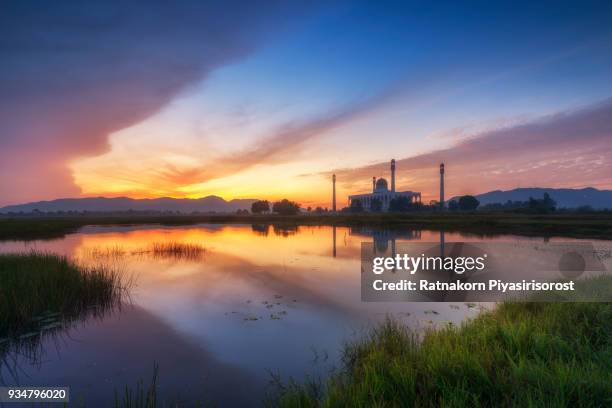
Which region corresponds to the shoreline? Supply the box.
[1,212,612,241]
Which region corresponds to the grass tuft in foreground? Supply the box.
[0,252,126,337]
[275,301,612,407]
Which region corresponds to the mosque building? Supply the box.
[346,159,422,211]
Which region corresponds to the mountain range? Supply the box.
[0,196,257,214]
[2,187,611,214]
[456,187,612,209]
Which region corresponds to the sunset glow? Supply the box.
[2,2,612,207]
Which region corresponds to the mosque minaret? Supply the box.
[391,158,396,192]
[439,163,445,209]
[332,173,337,213]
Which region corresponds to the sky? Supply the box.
[2,0,612,207]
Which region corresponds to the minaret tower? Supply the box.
[390,159,396,193]
[372,177,376,193]
[439,163,445,209]
[332,174,337,213]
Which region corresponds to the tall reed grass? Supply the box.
[0,252,127,337]
[146,242,206,260]
[114,363,159,408]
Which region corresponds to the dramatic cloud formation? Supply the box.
[2,1,612,207]
[332,99,612,202]
[0,1,316,205]
[152,87,400,187]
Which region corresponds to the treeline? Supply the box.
[346,195,483,213]
[475,193,557,214]
[251,199,303,215]
[344,192,609,214]
[3,194,608,218]
[446,193,557,213]
[449,192,609,213]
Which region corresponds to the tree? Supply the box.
[448,200,459,211]
[251,200,270,214]
[458,195,479,211]
[528,193,556,214]
[370,198,382,212]
[272,199,301,215]
[389,196,412,212]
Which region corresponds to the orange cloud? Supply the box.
[0,3,318,206]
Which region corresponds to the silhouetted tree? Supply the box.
[251,200,270,214]
[458,195,480,211]
[251,224,270,236]
[350,199,364,213]
[389,196,412,212]
[273,224,299,236]
[370,198,382,212]
[272,199,301,215]
[528,193,556,214]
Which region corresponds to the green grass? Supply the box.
[275,301,612,407]
[0,252,126,337]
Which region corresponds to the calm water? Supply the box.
[0,224,608,406]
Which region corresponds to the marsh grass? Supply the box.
[274,301,612,407]
[141,242,207,261]
[114,363,159,408]
[81,242,206,262]
[0,252,128,382]
[0,252,127,337]
[83,245,127,260]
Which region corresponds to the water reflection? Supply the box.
[0,299,124,387]
[0,224,609,406]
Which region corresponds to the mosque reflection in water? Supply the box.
[338,226,489,302]
[332,225,429,258]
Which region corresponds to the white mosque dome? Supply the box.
[375,178,389,192]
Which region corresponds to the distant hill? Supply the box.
[0,196,257,214]
[451,188,612,209]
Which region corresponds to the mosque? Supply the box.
[341,159,422,211]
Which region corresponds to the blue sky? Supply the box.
[2,1,612,205]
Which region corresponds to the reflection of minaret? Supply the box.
[332,225,337,258]
[332,174,337,213]
[391,159,396,193]
[440,230,445,258]
[439,163,445,209]
[391,238,396,271]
